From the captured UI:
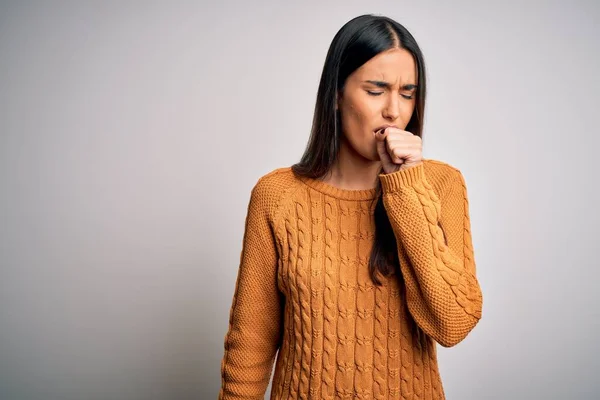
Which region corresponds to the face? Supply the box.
[336,47,418,161]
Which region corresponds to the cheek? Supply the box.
[346,101,377,129]
[341,107,380,157]
[342,104,379,150]
[404,101,417,120]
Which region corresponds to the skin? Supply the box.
[320,47,423,190]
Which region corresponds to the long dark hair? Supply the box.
[291,14,427,286]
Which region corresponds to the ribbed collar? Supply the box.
[298,175,380,201]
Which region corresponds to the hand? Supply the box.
[374,127,423,174]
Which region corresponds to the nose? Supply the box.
[382,94,401,121]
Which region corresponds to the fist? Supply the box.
[374,127,423,174]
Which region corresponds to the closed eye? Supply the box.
[367,91,414,100]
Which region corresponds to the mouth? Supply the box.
[374,124,398,134]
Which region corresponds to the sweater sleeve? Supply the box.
[378,162,483,347]
[219,177,284,399]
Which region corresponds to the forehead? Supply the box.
[354,48,417,83]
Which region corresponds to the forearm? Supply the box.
[379,163,483,347]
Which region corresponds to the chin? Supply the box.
[362,150,380,162]
[368,147,381,161]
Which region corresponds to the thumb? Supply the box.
[374,129,392,166]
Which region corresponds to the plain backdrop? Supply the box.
[1,1,599,399]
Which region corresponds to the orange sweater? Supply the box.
[219,159,483,400]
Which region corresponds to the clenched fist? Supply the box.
[374,126,423,174]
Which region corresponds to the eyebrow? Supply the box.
[364,80,418,90]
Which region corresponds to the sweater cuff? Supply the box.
[378,162,425,193]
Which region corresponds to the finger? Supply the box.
[390,147,407,164]
[374,127,388,141]
[376,136,390,162]
[375,129,390,160]
[374,130,396,168]
[385,127,415,139]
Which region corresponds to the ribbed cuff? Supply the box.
[378,162,425,192]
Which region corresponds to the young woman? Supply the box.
[219,13,483,400]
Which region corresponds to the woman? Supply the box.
[219,13,483,400]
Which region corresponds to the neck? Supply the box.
[321,137,382,190]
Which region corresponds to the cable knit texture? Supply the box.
[219,159,483,400]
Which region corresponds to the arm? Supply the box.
[379,162,483,347]
[219,177,284,399]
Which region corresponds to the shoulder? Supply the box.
[423,158,462,176]
[422,158,467,199]
[249,166,302,218]
[252,166,298,197]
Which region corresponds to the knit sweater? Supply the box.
[219,159,483,400]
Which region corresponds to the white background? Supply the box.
[1,1,598,399]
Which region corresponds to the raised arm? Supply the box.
[379,162,483,347]
[219,177,284,399]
